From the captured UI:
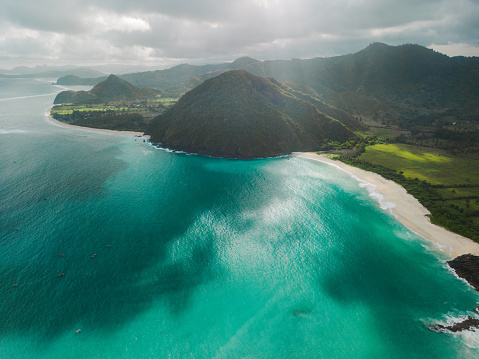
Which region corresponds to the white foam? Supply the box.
[299,155,398,213]
[147,142,192,155]
[0,129,26,134]
[357,177,396,211]
[0,93,53,102]
[428,312,479,349]
[151,144,187,154]
[461,328,479,349]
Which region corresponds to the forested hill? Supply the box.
[54,74,160,104]
[296,42,479,109]
[224,43,479,123]
[56,43,479,127]
[146,70,356,159]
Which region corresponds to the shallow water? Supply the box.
[1,78,478,358]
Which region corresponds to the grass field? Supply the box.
[359,143,479,185]
[353,143,479,237]
[51,98,178,116]
[365,126,409,140]
[51,104,129,115]
[154,98,178,106]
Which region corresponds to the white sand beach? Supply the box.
[296,152,479,258]
[46,110,150,139]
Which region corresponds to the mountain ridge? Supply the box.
[53,74,159,104]
[146,70,356,159]
[54,43,479,126]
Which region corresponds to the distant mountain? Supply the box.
[53,74,159,104]
[119,63,225,89]
[146,70,355,159]
[294,42,479,111]
[55,75,107,86]
[219,44,479,122]
[52,43,479,125]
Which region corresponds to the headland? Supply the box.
[46,110,150,139]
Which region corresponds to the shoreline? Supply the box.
[38,114,479,259]
[295,152,479,259]
[46,109,151,139]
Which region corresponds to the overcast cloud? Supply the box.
[1,0,478,69]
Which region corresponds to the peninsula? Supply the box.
[146,70,356,159]
[51,75,173,132]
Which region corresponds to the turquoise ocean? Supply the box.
[1,78,478,358]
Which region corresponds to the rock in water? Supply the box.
[431,317,479,333]
[448,253,479,291]
[429,254,479,333]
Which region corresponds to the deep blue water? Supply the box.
[1,78,478,358]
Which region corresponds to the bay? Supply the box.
[1,78,478,358]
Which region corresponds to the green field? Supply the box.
[50,98,178,133]
[51,104,129,115]
[154,98,178,106]
[50,98,178,117]
[365,126,409,141]
[345,143,479,240]
[359,143,479,185]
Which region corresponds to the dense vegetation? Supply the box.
[334,143,479,242]
[54,111,148,131]
[56,74,107,86]
[51,98,177,132]
[52,75,175,131]
[56,43,479,127]
[147,70,356,159]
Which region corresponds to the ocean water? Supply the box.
[1,78,478,358]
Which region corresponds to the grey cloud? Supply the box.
[0,0,478,69]
[1,0,88,33]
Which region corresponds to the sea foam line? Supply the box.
[296,153,397,212]
[0,93,54,102]
[425,312,479,350]
[0,129,27,135]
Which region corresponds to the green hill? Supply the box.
[53,75,160,104]
[146,70,356,159]
[300,43,479,110]
[120,63,224,89]
[54,43,479,128]
[55,75,106,86]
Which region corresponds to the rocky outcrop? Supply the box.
[430,254,479,333]
[448,254,479,291]
[431,315,479,333]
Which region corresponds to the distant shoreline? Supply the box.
[46,109,150,139]
[295,152,479,259]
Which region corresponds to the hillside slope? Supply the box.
[54,75,159,104]
[146,70,355,159]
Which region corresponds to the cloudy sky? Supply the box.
[1,0,478,69]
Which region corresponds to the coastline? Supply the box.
[46,109,151,139]
[295,152,479,259]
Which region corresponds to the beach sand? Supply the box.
[296,152,479,259]
[46,110,151,139]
